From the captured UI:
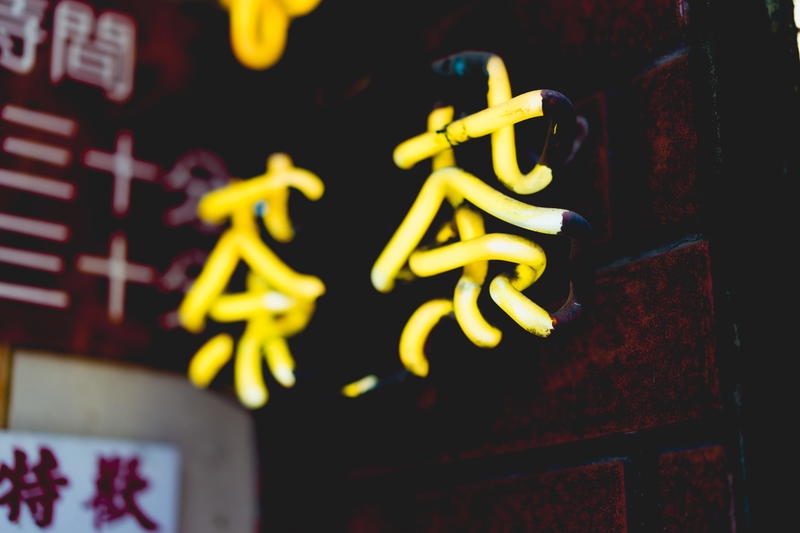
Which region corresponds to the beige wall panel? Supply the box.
[6,349,257,533]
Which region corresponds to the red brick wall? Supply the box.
[347,448,735,533]
[350,462,627,533]
[252,0,771,531]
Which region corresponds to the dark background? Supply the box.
[2,0,796,531]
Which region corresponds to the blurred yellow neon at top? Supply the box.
[393,90,545,170]
[224,0,322,70]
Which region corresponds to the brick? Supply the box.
[418,0,686,81]
[659,446,735,533]
[636,54,700,225]
[511,0,686,58]
[348,462,627,533]
[467,241,720,457]
[610,54,701,236]
[411,1,688,102]
[567,92,612,244]
[348,504,402,533]
[342,241,720,470]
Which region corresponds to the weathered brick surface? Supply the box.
[348,462,627,533]
[659,446,735,533]
[512,0,686,57]
[456,240,720,459]
[342,240,720,471]
[569,92,612,244]
[259,2,744,530]
[635,55,700,226]
[418,0,687,90]
[610,54,701,237]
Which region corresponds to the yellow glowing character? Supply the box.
[363,52,590,387]
[179,153,324,408]
[220,0,322,70]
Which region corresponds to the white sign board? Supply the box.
[0,430,180,532]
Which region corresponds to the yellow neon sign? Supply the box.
[179,153,324,408]
[361,52,590,386]
[221,0,322,70]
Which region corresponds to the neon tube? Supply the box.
[431,52,577,194]
[372,167,572,293]
[198,160,323,224]
[188,333,234,387]
[264,336,295,387]
[226,0,322,70]
[452,206,501,348]
[394,91,545,170]
[399,299,453,377]
[408,233,546,280]
[235,317,269,408]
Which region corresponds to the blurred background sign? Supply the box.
[0,429,180,532]
[0,0,238,371]
[2,348,257,533]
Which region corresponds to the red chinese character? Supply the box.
[85,456,158,531]
[0,447,69,527]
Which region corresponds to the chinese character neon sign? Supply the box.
[369,51,590,380]
[178,153,325,408]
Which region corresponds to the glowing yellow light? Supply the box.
[399,299,453,377]
[341,374,379,398]
[188,333,234,388]
[795,0,800,57]
[371,167,568,293]
[434,220,457,244]
[364,52,591,384]
[264,336,295,387]
[180,153,324,408]
[199,154,324,224]
[408,233,546,279]
[489,274,554,337]
[236,232,325,299]
[224,0,322,70]
[452,205,500,348]
[209,290,293,322]
[180,232,241,333]
[236,317,269,408]
[394,91,545,171]
[485,55,554,194]
[429,107,456,172]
